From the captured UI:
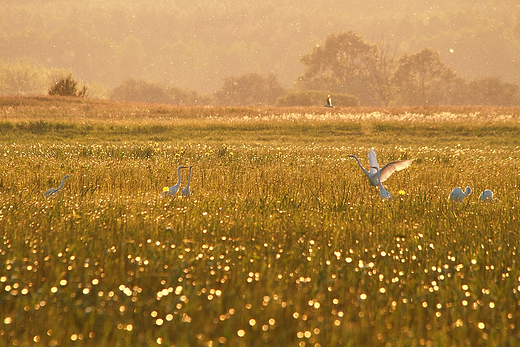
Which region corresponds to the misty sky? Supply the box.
[1,0,519,94]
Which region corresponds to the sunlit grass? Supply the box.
[2,96,520,147]
[1,97,520,346]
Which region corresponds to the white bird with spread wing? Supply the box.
[372,166,393,200]
[43,174,70,197]
[350,148,412,188]
[161,166,188,197]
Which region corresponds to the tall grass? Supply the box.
[1,97,520,346]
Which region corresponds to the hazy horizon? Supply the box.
[1,0,519,95]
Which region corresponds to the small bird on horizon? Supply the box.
[325,95,333,107]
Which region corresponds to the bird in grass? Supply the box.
[43,174,70,197]
[349,148,412,187]
[373,166,392,200]
[449,186,472,202]
[325,95,333,107]
[181,166,193,197]
[479,189,495,202]
[161,166,188,197]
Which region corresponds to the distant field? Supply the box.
[1,96,520,346]
[2,96,520,147]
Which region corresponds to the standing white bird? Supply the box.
[373,166,393,200]
[325,95,333,107]
[449,186,472,202]
[43,174,70,197]
[479,189,494,202]
[161,166,188,197]
[349,148,412,187]
[181,166,193,197]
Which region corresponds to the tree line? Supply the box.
[296,32,520,106]
[2,0,519,97]
[1,31,519,107]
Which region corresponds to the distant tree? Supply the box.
[276,90,359,107]
[85,82,110,100]
[167,86,212,105]
[111,78,172,104]
[48,74,87,97]
[110,78,209,105]
[297,31,391,106]
[364,42,396,106]
[515,22,520,41]
[0,59,48,95]
[466,76,520,106]
[390,49,457,105]
[3,0,520,99]
[213,73,286,106]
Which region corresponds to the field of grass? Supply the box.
[1,96,520,346]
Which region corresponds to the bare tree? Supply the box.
[364,41,397,106]
[390,49,457,105]
[213,73,285,106]
[297,31,395,106]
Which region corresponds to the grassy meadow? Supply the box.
[1,96,520,346]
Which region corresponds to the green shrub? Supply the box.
[48,74,87,97]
